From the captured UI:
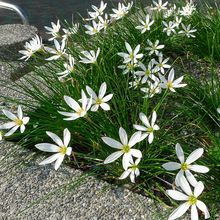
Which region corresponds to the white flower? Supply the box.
[145,39,164,56]
[62,23,79,41]
[179,24,197,38]
[151,0,168,12]
[135,14,154,34]
[92,0,107,16]
[129,76,142,89]
[217,108,220,114]
[110,3,128,20]
[166,176,210,220]
[98,14,109,30]
[119,158,141,183]
[162,21,176,36]
[162,143,209,187]
[135,60,157,84]
[154,53,171,74]
[44,20,61,41]
[56,54,75,79]
[86,82,113,111]
[84,20,103,35]
[19,35,43,61]
[45,39,66,60]
[133,111,159,144]
[118,63,139,75]
[79,47,100,65]
[102,127,142,170]
[159,68,187,92]
[35,128,72,170]
[58,90,92,120]
[0,105,30,136]
[174,17,182,29]
[180,3,196,17]
[118,42,143,64]
[141,80,162,98]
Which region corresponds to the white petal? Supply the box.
[133,124,148,131]
[168,203,190,220]
[188,165,209,173]
[39,153,61,165]
[175,170,184,187]
[101,137,123,149]
[46,131,63,146]
[166,190,189,201]
[86,86,97,99]
[191,205,198,220]
[125,42,132,54]
[102,94,113,102]
[196,200,210,219]
[20,124,25,133]
[151,111,157,126]
[168,68,175,82]
[54,154,65,170]
[148,132,154,144]
[119,170,131,180]
[22,117,30,124]
[128,131,141,147]
[104,151,123,164]
[5,125,19,136]
[179,174,192,196]
[139,112,150,127]
[64,96,80,112]
[185,170,198,187]
[3,110,17,120]
[130,172,135,183]
[35,143,60,152]
[66,147,72,156]
[130,149,142,158]
[122,153,132,170]
[185,148,204,164]
[63,128,71,147]
[119,127,128,146]
[194,181,204,198]
[162,162,180,171]
[81,90,88,110]
[175,143,185,164]
[0,122,16,129]
[99,82,107,99]
[91,104,99,112]
[100,103,110,111]
[17,105,23,120]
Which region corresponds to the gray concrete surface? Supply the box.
[0,24,190,220]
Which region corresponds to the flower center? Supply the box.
[158,5,162,9]
[144,24,148,28]
[151,88,156,94]
[130,53,134,59]
[14,118,23,126]
[188,195,197,205]
[167,81,173,88]
[59,145,67,154]
[181,162,189,171]
[76,107,85,115]
[152,46,156,51]
[185,30,189,33]
[130,164,137,171]
[148,126,153,132]
[122,145,130,153]
[145,70,150,75]
[93,29,97,33]
[168,27,171,30]
[128,64,133,69]
[95,98,102,105]
[158,63,163,67]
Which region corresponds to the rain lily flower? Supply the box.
[162,21,176,36]
[35,128,72,170]
[84,20,103,35]
[141,80,162,98]
[180,2,196,17]
[118,42,143,64]
[102,127,142,170]
[151,0,168,12]
[19,35,43,61]
[98,14,109,30]
[0,105,30,137]
[56,54,75,79]
[174,17,182,29]
[91,1,107,16]
[118,62,139,75]
[166,175,210,220]
[110,3,128,20]
[135,60,157,84]
[44,19,61,41]
[135,14,154,34]
[145,39,164,56]
[79,47,100,65]
[179,24,197,38]
[133,111,159,144]
[86,82,113,111]
[119,158,141,183]
[129,76,142,89]
[154,53,171,74]
[58,90,92,120]
[159,68,187,92]
[45,39,66,60]
[62,23,79,41]
[162,143,209,187]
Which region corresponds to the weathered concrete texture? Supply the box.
[0,24,38,61]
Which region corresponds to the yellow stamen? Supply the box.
[95,98,102,105]
[167,81,172,88]
[58,145,67,154]
[188,195,197,205]
[144,24,148,29]
[145,70,150,75]
[76,107,85,115]
[148,126,153,132]
[122,145,130,153]
[14,118,23,126]
[181,163,189,171]
[158,63,163,67]
[152,46,156,51]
